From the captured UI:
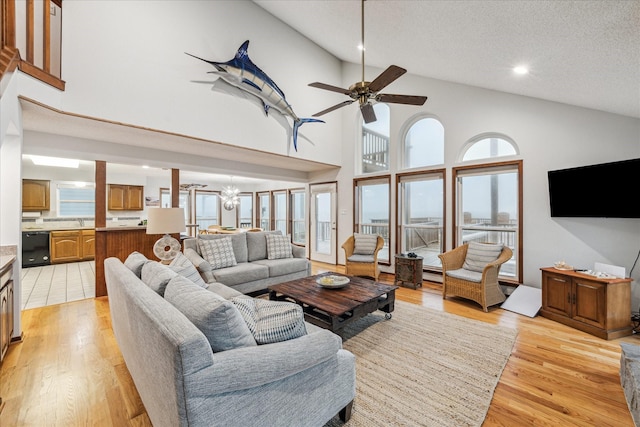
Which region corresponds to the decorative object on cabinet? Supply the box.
[107,184,144,210]
[186,40,323,151]
[540,267,632,340]
[22,179,50,211]
[395,254,423,289]
[147,208,186,263]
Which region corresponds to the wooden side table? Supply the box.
[395,254,423,289]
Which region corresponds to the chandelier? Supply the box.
[221,177,240,211]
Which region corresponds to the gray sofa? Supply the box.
[105,256,355,427]
[183,231,310,294]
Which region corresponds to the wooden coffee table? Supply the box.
[268,273,398,334]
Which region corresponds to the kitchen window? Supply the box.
[57,184,95,217]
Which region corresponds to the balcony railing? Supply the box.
[362,128,389,173]
[1,0,65,90]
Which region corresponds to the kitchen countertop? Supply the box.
[22,226,96,232]
[0,254,16,273]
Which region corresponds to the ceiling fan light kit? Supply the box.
[309,0,427,123]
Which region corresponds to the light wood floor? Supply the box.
[1,261,637,426]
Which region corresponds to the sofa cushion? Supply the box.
[212,263,269,287]
[141,261,178,296]
[463,242,503,272]
[169,252,207,288]
[199,237,238,269]
[246,230,281,262]
[231,297,307,344]
[252,258,309,277]
[164,275,257,352]
[124,251,149,278]
[198,233,248,263]
[266,234,293,260]
[353,233,378,255]
[446,268,483,283]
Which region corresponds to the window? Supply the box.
[361,103,390,174]
[402,117,444,169]
[354,176,390,263]
[257,192,270,231]
[237,193,253,228]
[454,161,522,282]
[290,189,306,245]
[160,188,191,224]
[57,184,95,217]
[461,135,517,162]
[397,171,445,270]
[273,190,288,235]
[194,190,220,231]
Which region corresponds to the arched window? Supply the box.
[360,104,390,174]
[461,134,517,162]
[402,117,444,169]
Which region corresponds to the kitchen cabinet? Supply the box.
[540,267,632,340]
[1,258,14,363]
[108,184,144,211]
[22,179,50,211]
[50,231,82,263]
[81,229,95,260]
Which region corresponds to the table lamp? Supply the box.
[146,207,186,263]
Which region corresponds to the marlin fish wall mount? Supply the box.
[186,40,323,151]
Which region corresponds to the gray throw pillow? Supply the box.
[141,261,177,296]
[231,297,307,345]
[353,233,378,255]
[124,251,149,278]
[463,242,503,272]
[266,234,293,260]
[198,237,238,270]
[164,276,256,352]
[169,252,207,288]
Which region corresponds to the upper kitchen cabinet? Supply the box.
[108,184,144,211]
[22,179,50,211]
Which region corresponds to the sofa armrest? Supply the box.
[292,244,306,258]
[184,248,216,283]
[187,330,343,394]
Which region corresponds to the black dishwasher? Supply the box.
[22,231,51,267]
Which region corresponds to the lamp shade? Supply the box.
[146,208,186,234]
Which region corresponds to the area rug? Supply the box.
[324,301,518,427]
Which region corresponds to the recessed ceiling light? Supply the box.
[142,165,150,169]
[513,66,529,75]
[30,155,79,168]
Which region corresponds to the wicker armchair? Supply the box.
[342,235,384,281]
[438,243,513,312]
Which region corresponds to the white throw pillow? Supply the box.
[198,237,237,269]
[463,242,503,272]
[353,233,378,255]
[169,252,207,288]
[231,297,307,345]
[266,234,293,260]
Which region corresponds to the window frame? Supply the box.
[289,188,306,246]
[56,183,96,218]
[400,115,445,170]
[193,189,221,231]
[236,192,254,228]
[353,175,391,265]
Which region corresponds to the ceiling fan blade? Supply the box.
[360,103,377,123]
[308,82,352,96]
[376,94,428,105]
[312,100,355,117]
[368,65,407,93]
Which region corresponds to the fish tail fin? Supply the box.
[292,118,324,151]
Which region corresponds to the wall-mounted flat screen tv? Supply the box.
[548,158,640,218]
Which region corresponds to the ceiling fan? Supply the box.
[308,0,428,123]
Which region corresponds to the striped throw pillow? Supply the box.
[198,237,238,270]
[169,252,207,288]
[266,234,293,260]
[231,297,307,345]
[353,233,378,255]
[463,242,503,272]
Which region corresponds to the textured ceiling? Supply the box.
[254,0,640,118]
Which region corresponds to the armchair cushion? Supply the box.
[347,254,375,263]
[164,275,257,352]
[231,298,307,344]
[353,233,378,255]
[266,234,293,260]
[463,242,503,272]
[199,237,238,269]
[446,268,483,283]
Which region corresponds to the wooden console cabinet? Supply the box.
[395,254,423,289]
[540,267,632,340]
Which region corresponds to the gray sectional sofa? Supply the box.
[183,231,310,294]
[105,256,355,427]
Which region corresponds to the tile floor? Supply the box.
[20,261,96,309]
